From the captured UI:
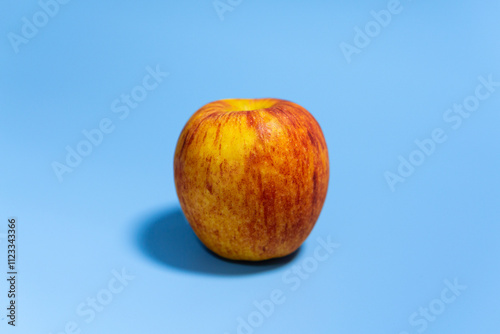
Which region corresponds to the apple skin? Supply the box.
[174,98,329,261]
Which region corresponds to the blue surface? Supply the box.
[1,1,499,333]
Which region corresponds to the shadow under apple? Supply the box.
[136,206,300,276]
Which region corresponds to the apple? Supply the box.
[174,98,329,261]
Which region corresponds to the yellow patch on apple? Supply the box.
[174,98,329,261]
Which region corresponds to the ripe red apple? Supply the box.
[174,98,329,261]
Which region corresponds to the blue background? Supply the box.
[1,0,499,333]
